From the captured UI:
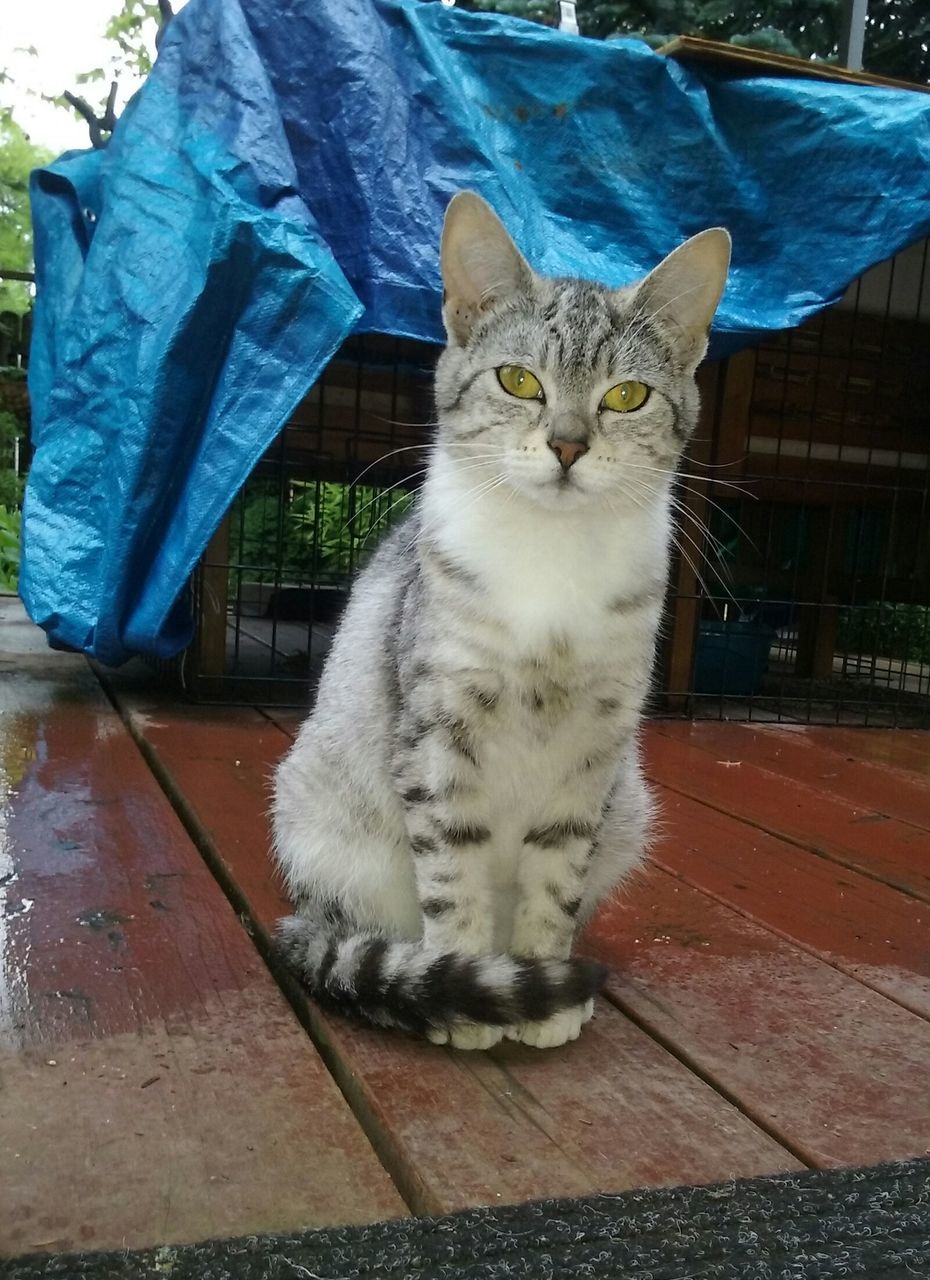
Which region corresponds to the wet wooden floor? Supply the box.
[2,598,928,1256]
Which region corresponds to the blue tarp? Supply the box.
[22,0,930,663]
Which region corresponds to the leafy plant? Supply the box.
[838,602,930,665]
[465,0,929,85]
[0,109,52,315]
[0,402,24,565]
[230,479,413,588]
[0,470,23,508]
[104,1,164,79]
[0,505,21,593]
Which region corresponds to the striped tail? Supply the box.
[275,910,607,1034]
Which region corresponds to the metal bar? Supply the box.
[839,0,868,71]
[559,2,579,35]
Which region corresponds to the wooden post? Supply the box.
[795,509,838,680]
[662,350,756,710]
[196,514,231,678]
[796,599,840,681]
[663,364,716,709]
[715,347,757,466]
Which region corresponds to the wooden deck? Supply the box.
[2,597,929,1257]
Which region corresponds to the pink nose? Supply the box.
[548,438,589,470]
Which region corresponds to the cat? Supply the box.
[273,191,730,1050]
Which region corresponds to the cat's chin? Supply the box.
[508,471,600,512]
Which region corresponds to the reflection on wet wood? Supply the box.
[0,620,403,1255]
[115,693,800,1214]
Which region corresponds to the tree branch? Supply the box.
[63,81,119,149]
[155,0,175,51]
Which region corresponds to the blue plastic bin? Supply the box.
[694,620,776,697]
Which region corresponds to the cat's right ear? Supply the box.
[440,192,532,344]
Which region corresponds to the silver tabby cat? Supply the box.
[273,192,730,1050]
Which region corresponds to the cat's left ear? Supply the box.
[440,192,533,345]
[631,228,731,372]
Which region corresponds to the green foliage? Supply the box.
[470,0,557,24]
[0,409,20,444]
[104,1,163,79]
[0,505,21,593]
[865,0,930,84]
[231,479,413,587]
[45,1,166,134]
[464,0,929,84]
[839,602,930,665]
[0,407,24,512]
[0,470,23,509]
[729,26,812,56]
[0,109,51,315]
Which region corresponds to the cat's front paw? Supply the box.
[426,1022,506,1051]
[505,998,595,1049]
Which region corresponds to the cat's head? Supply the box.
[434,192,730,510]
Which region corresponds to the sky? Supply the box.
[3,0,189,155]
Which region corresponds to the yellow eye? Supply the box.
[601,381,650,413]
[497,365,543,400]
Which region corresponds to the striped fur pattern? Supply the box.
[273,193,730,1050]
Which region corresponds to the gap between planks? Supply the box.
[256,706,930,1165]
[157,701,930,1172]
[1,651,404,1257]
[644,731,930,905]
[103,683,805,1211]
[652,719,930,832]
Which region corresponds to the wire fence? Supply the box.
[168,244,930,725]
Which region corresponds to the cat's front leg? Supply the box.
[512,815,599,959]
[506,812,601,1048]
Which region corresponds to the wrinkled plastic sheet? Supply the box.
[22,0,930,663]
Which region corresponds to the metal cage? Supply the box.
[171,332,439,703]
[173,242,930,725]
[656,238,930,726]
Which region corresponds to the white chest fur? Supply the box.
[421,457,671,658]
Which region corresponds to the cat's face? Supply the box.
[434,193,730,512]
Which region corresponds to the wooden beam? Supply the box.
[662,353,755,708]
[196,512,231,679]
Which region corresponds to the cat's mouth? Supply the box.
[552,466,587,494]
[517,466,593,509]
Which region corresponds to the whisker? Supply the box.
[618,459,758,554]
[623,475,741,611]
[345,456,507,534]
[358,490,420,551]
[614,480,720,609]
[685,455,749,471]
[622,458,756,501]
[409,472,509,555]
[345,441,509,494]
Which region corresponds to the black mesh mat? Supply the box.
[4,1157,929,1279]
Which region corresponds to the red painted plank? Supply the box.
[269,709,930,1162]
[259,707,304,735]
[111,686,801,1211]
[653,721,930,833]
[650,787,930,1021]
[644,732,930,902]
[583,867,930,1168]
[801,726,930,777]
[0,642,404,1256]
